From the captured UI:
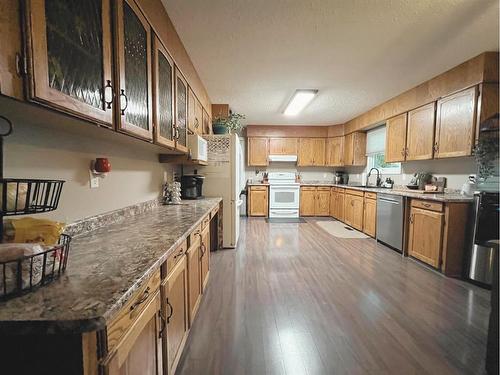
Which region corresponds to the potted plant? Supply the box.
[212,112,245,134]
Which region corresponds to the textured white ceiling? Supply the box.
[163,0,499,126]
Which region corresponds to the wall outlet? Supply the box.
[90,175,99,189]
[323,173,327,178]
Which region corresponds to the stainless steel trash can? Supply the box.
[469,244,495,284]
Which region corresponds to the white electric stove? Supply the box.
[267,172,300,218]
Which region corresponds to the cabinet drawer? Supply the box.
[411,199,443,212]
[201,214,210,229]
[317,186,331,191]
[345,189,364,197]
[107,270,161,351]
[162,240,187,278]
[301,186,316,191]
[364,192,377,200]
[250,186,267,191]
[335,187,345,193]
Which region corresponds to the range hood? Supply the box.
[268,154,298,162]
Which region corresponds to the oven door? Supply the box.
[269,186,299,209]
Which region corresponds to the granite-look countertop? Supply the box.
[0,198,221,334]
[247,179,269,186]
[247,179,473,202]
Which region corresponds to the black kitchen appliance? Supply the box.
[334,171,348,184]
[181,174,205,199]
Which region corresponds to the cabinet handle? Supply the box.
[423,203,431,208]
[405,147,409,156]
[130,287,150,312]
[103,80,114,109]
[166,298,173,323]
[158,311,166,338]
[409,214,414,224]
[199,242,206,259]
[401,149,405,157]
[195,118,199,128]
[433,142,439,153]
[119,89,128,115]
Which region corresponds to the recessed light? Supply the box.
[284,89,318,116]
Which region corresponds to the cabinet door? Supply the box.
[363,198,377,237]
[352,196,364,231]
[194,99,203,135]
[326,137,344,166]
[187,88,197,134]
[104,293,162,375]
[315,188,330,216]
[408,207,444,268]
[247,138,269,166]
[186,237,201,326]
[407,103,435,160]
[300,187,316,216]
[298,139,314,166]
[343,134,353,166]
[336,191,345,222]
[435,86,478,158]
[174,68,189,153]
[282,138,298,154]
[27,0,114,125]
[312,138,326,166]
[200,225,210,291]
[343,194,353,226]
[163,257,188,375]
[385,113,407,162]
[115,0,153,139]
[0,0,23,99]
[202,108,212,134]
[269,138,298,155]
[329,188,336,217]
[352,132,367,166]
[152,35,175,149]
[249,187,268,216]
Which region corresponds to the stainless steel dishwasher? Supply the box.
[376,194,404,252]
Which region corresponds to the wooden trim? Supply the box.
[152,34,176,149]
[114,0,154,140]
[441,203,470,277]
[246,125,342,138]
[82,332,98,375]
[27,0,114,126]
[344,52,498,134]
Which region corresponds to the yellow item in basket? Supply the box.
[6,218,65,245]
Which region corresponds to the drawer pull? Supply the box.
[166,298,174,323]
[423,203,431,208]
[158,311,166,338]
[199,242,206,259]
[130,287,150,312]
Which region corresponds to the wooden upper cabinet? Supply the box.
[0,0,23,100]
[247,138,269,166]
[408,206,444,268]
[385,113,407,162]
[298,138,325,166]
[407,103,436,160]
[269,138,298,155]
[326,137,344,166]
[25,0,114,126]
[115,0,153,140]
[188,88,202,135]
[344,132,366,166]
[104,292,162,375]
[174,67,189,153]
[202,108,212,135]
[152,34,175,149]
[435,86,478,158]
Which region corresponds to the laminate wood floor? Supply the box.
[177,218,491,375]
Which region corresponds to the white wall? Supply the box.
[1,98,178,224]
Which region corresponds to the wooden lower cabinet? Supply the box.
[408,206,444,268]
[330,188,345,221]
[248,186,268,216]
[104,292,163,375]
[300,186,330,216]
[363,194,377,237]
[200,224,210,291]
[186,234,202,325]
[162,257,189,375]
[344,191,364,231]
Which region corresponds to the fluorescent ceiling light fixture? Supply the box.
[284,89,318,116]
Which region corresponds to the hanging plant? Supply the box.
[212,112,245,134]
[474,136,499,180]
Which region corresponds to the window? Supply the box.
[366,126,401,175]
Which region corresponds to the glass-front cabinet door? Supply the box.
[114,0,153,140]
[152,35,175,149]
[27,0,114,126]
[174,67,189,153]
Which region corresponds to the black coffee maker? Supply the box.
[181,174,204,199]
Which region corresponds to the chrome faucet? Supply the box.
[366,168,381,187]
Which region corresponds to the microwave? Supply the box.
[187,134,208,162]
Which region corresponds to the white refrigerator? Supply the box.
[199,134,245,248]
